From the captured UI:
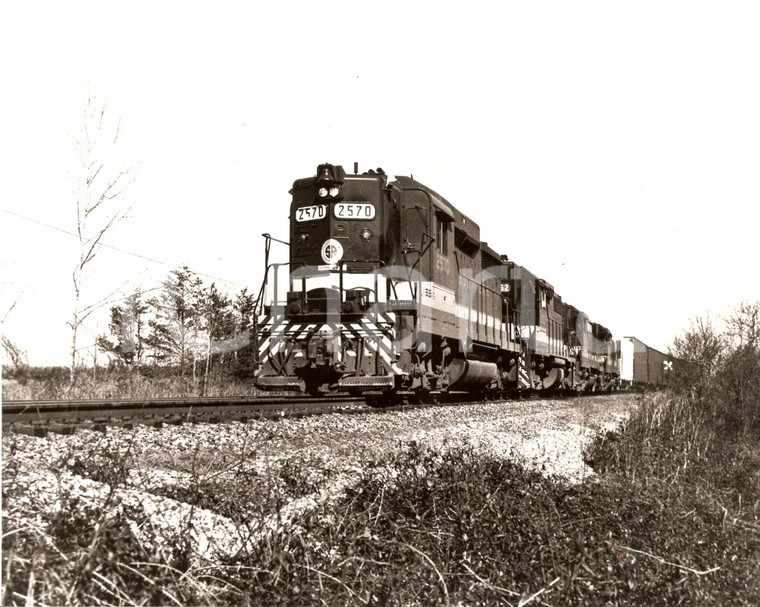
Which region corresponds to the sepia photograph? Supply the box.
[2,1,759,604]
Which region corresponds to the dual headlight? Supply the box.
[318,186,341,198]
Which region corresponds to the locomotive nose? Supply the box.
[290,165,391,270]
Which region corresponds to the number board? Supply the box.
[334,203,375,220]
[295,205,327,222]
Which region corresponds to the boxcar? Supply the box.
[619,336,675,388]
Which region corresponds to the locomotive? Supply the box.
[253,163,671,401]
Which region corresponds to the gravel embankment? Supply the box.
[2,393,637,565]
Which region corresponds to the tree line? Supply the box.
[96,266,257,381]
[670,300,760,432]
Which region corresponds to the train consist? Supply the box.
[253,163,675,402]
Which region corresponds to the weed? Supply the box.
[4,345,760,605]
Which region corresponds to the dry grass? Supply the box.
[2,365,258,400]
[3,389,760,606]
[4,346,760,605]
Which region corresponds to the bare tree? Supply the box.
[719,301,760,430]
[724,300,760,349]
[671,314,725,369]
[68,85,137,385]
[2,297,30,380]
[670,314,725,398]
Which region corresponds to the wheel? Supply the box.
[530,366,565,392]
[306,383,324,397]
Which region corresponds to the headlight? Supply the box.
[318,187,328,198]
[329,186,340,197]
[360,228,373,241]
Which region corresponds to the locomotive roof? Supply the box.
[393,175,479,232]
[480,242,504,264]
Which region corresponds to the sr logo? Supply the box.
[320,239,344,265]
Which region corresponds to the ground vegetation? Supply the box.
[2,302,759,605]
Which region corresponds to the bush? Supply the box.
[4,408,759,606]
[201,441,758,606]
[3,300,759,605]
[2,363,259,399]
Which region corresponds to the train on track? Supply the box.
[253,163,677,404]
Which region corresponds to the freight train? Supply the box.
[253,163,675,402]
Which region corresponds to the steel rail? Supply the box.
[1,394,363,433]
[1,389,634,435]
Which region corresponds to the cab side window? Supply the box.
[436,215,450,255]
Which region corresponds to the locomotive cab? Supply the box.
[290,163,397,274]
[566,309,620,391]
[286,163,398,324]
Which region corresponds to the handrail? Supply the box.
[254,262,291,316]
[260,260,396,308]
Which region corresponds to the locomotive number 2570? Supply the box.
[334,203,375,219]
[295,205,327,222]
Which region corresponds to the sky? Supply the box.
[2,1,759,366]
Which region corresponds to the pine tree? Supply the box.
[232,287,257,378]
[146,267,204,374]
[96,289,148,365]
[199,282,235,392]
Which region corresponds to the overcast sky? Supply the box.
[2,1,759,366]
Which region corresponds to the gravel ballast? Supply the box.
[3,393,638,566]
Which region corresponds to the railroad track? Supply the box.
[1,388,630,436]
[1,394,365,435]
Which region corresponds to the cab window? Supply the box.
[436,216,450,254]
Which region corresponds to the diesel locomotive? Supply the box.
[253,163,671,401]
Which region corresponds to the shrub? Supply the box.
[182,438,756,606]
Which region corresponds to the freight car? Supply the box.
[253,163,647,402]
[619,336,676,389]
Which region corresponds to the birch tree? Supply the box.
[69,86,137,384]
